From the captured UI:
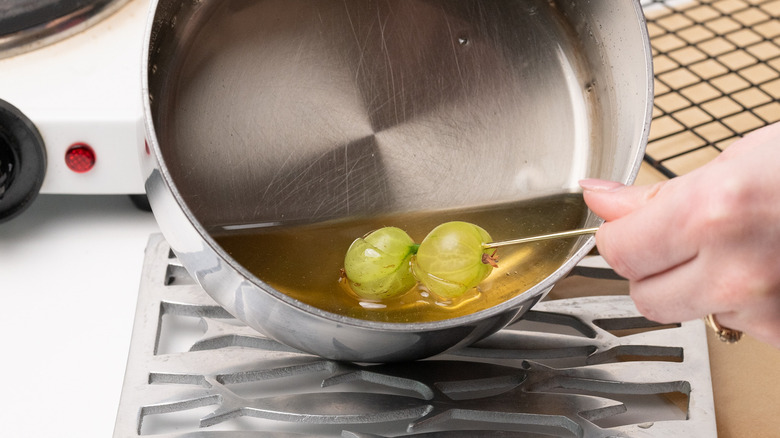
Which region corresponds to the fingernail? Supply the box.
[579,179,625,192]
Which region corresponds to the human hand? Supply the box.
[580,122,780,348]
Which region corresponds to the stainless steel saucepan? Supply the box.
[141,0,653,362]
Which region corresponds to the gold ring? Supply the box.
[704,314,743,343]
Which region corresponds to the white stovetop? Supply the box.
[0,194,159,437]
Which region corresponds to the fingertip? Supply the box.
[579,179,625,192]
[581,186,623,222]
[579,180,631,222]
[581,179,671,222]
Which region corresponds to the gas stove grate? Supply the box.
[641,0,780,178]
[113,235,716,437]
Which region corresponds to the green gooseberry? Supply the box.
[343,226,419,300]
[412,221,497,299]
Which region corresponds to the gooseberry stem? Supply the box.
[482,227,599,249]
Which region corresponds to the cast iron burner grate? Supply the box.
[641,0,780,178]
[113,235,716,437]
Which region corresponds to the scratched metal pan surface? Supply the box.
[141,0,653,362]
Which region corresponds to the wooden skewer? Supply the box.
[482,227,599,249]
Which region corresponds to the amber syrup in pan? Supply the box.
[213,193,588,323]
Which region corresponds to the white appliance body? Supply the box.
[0,0,148,196]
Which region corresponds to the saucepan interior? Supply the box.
[142,0,652,361]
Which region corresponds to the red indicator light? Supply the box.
[65,143,96,173]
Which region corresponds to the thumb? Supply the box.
[579,179,667,221]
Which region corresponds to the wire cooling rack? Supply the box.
[641,0,780,179]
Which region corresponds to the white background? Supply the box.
[0,194,159,437]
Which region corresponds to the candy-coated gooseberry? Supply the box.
[343,227,418,299]
[412,221,496,298]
